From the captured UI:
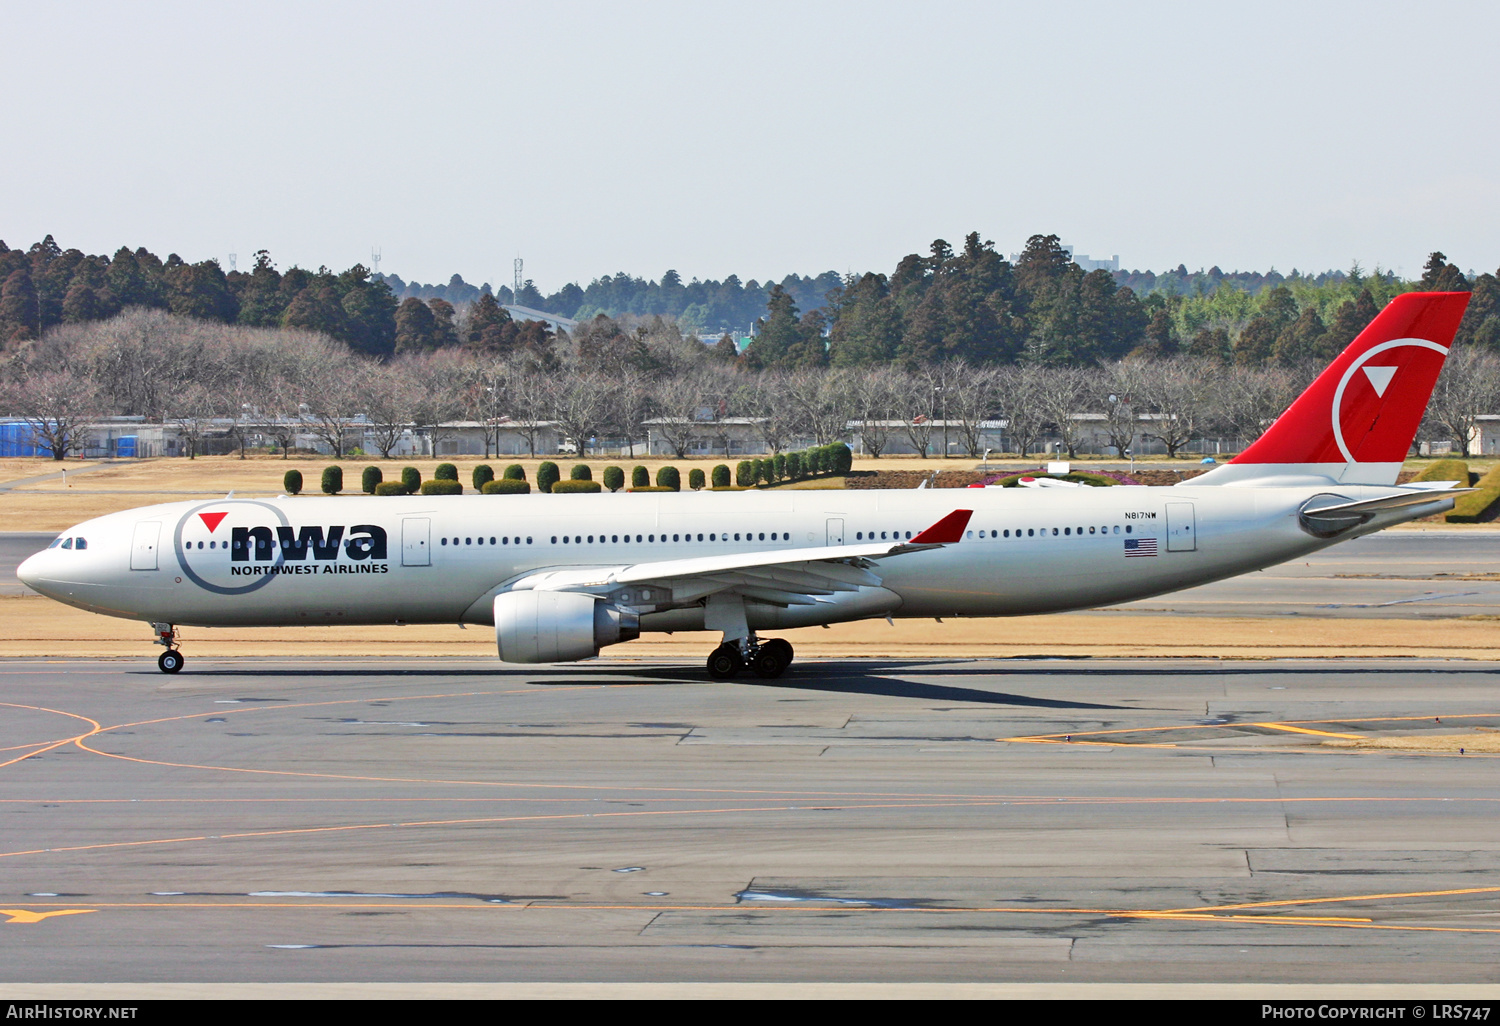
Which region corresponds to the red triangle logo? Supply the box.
[198,512,228,533]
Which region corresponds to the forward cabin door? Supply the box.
[1165,502,1197,552]
[402,518,431,567]
[130,522,160,571]
[826,518,844,546]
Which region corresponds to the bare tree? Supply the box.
[1214,363,1298,448]
[996,365,1046,459]
[1139,358,1210,458]
[1,368,100,459]
[360,363,418,458]
[605,367,654,457]
[649,367,714,457]
[944,361,1001,458]
[744,371,799,455]
[899,369,938,457]
[298,344,363,457]
[847,366,902,457]
[552,370,614,457]
[783,370,853,447]
[506,360,554,458]
[1034,365,1091,458]
[1427,345,1500,457]
[1096,360,1148,457]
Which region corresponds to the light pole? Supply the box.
[933,385,947,459]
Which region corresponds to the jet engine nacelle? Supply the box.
[493,591,640,663]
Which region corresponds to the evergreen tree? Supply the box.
[393,297,437,353]
[744,285,802,368]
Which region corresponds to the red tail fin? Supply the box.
[1222,291,1470,484]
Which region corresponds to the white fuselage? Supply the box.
[18,482,1432,636]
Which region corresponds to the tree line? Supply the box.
[7,299,1498,463]
[8,233,1497,375]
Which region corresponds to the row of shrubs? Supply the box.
[283,445,854,497]
[733,443,854,487]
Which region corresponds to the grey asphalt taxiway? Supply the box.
[3,655,1500,984]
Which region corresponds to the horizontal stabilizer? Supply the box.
[1299,488,1467,536]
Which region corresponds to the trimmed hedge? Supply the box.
[1447,464,1500,522]
[283,469,303,495]
[631,465,649,488]
[420,479,463,495]
[773,453,786,480]
[537,461,560,494]
[656,465,680,491]
[472,464,495,490]
[997,471,1118,488]
[435,462,458,481]
[570,464,592,481]
[361,466,382,494]
[712,464,731,488]
[552,479,603,494]
[603,465,625,492]
[401,466,421,494]
[374,481,408,496]
[503,464,526,481]
[1413,458,1470,484]
[736,460,755,487]
[482,479,530,494]
[321,465,343,495]
[688,467,705,490]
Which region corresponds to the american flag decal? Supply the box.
[1124,537,1157,558]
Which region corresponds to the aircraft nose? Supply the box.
[16,552,45,591]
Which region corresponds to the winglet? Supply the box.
[910,509,972,544]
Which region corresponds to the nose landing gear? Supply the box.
[706,635,794,680]
[151,622,184,674]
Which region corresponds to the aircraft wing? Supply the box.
[513,509,973,609]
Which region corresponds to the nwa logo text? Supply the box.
[230,525,389,576]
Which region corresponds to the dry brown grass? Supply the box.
[1324,730,1500,753]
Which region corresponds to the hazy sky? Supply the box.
[3,1,1497,290]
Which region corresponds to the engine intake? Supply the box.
[493,591,640,663]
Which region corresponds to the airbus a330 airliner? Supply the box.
[18,292,1473,678]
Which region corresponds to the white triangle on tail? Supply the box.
[1363,365,1397,397]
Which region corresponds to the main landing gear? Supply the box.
[707,636,794,681]
[151,622,184,674]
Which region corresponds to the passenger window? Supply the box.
[1028,529,1034,537]
[1126,525,1132,534]
[1064,528,1070,536]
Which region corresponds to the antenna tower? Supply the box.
[227,253,237,272]
[371,247,382,276]
[513,258,523,305]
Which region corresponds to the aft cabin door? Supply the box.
[1165,502,1197,552]
[826,518,844,546]
[130,521,160,570]
[402,518,431,566]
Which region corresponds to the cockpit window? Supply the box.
[48,537,63,549]
[61,538,73,549]
[75,538,87,550]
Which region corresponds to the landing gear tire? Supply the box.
[707,644,743,680]
[763,639,794,675]
[158,649,184,674]
[750,646,785,679]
